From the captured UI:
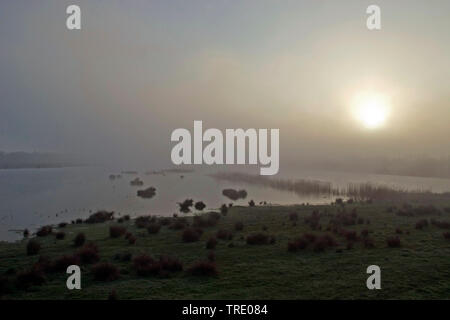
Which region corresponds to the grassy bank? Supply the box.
[1,202,450,299]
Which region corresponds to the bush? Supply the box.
[207,251,216,262]
[288,238,307,252]
[187,261,218,277]
[73,233,86,247]
[169,217,188,230]
[415,219,429,230]
[113,252,132,262]
[246,233,269,245]
[55,231,65,240]
[195,201,206,211]
[386,236,401,248]
[36,225,53,237]
[178,199,194,213]
[76,218,83,224]
[51,255,80,272]
[147,223,161,234]
[92,263,119,281]
[23,229,29,238]
[234,221,244,231]
[128,235,136,245]
[289,212,298,221]
[361,229,369,237]
[109,226,127,238]
[26,240,41,256]
[15,267,46,289]
[248,200,255,207]
[206,237,218,250]
[58,222,68,228]
[85,211,114,224]
[443,232,450,240]
[216,229,233,241]
[133,254,182,276]
[363,238,375,248]
[76,243,99,264]
[108,289,118,300]
[182,228,201,242]
[395,228,403,234]
[343,230,358,242]
[123,215,130,221]
[135,216,153,228]
[220,204,228,216]
[430,219,450,229]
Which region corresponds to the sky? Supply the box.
[0,0,449,170]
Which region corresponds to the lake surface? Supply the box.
[1,166,450,242]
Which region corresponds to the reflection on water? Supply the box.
[1,166,450,242]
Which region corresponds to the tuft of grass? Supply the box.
[386,236,401,248]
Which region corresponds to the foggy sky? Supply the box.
[1,0,449,170]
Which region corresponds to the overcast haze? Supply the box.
[1,0,449,170]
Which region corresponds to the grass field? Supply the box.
[1,201,450,300]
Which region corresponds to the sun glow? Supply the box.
[353,92,390,129]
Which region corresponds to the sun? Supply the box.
[352,92,390,129]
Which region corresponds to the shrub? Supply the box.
[178,199,194,213]
[216,229,233,241]
[415,219,429,230]
[108,289,118,300]
[343,230,358,242]
[395,228,403,234]
[76,243,99,264]
[431,219,450,229]
[26,240,41,256]
[246,233,269,245]
[361,229,369,237]
[128,235,136,245]
[73,233,86,247]
[182,228,201,242]
[92,263,119,281]
[135,216,153,228]
[85,211,114,224]
[123,215,130,221]
[220,204,228,216]
[363,238,375,248]
[36,225,53,237]
[443,232,450,240]
[195,201,206,211]
[58,222,68,228]
[207,251,215,262]
[289,212,298,221]
[234,221,244,231]
[109,225,127,238]
[187,261,218,277]
[114,252,132,262]
[51,254,80,272]
[147,223,161,234]
[55,231,65,240]
[76,218,83,224]
[206,237,218,250]
[386,236,401,248]
[169,217,188,230]
[248,200,255,207]
[23,229,29,238]
[15,267,46,289]
[133,254,182,276]
[159,217,171,226]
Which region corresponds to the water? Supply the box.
[1,166,450,242]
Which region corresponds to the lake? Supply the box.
[1,166,450,242]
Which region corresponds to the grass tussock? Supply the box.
[182,228,202,242]
[386,236,401,248]
[246,233,273,245]
[85,211,114,224]
[216,229,233,241]
[76,243,100,264]
[133,254,183,277]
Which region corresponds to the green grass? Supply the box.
[1,202,450,300]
